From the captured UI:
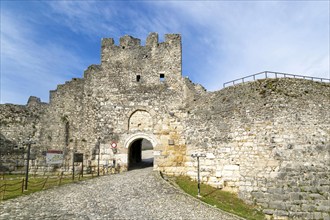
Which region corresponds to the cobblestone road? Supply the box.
[0,167,240,220]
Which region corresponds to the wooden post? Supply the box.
[24,143,31,190]
[22,178,25,194]
[23,138,35,190]
[72,152,75,181]
[42,176,49,189]
[3,184,6,200]
[81,160,84,178]
[59,173,63,186]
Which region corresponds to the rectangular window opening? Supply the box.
[160,73,165,82]
[136,75,141,82]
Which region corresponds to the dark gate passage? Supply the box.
[128,138,153,170]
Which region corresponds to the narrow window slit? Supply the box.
[160,74,165,82]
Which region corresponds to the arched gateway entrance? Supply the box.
[128,138,153,170]
[124,133,158,170]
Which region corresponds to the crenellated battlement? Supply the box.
[101,32,181,49]
[164,33,181,45]
[100,32,182,87]
[101,33,181,64]
[146,32,158,46]
[119,35,141,48]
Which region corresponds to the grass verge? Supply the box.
[175,176,265,220]
[0,175,94,201]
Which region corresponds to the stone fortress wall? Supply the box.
[0,33,329,219]
[184,78,330,219]
[0,97,47,162]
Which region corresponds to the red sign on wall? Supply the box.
[111,142,117,148]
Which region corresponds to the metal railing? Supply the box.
[223,71,330,88]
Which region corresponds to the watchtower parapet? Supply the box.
[100,32,182,88]
[101,32,181,60]
[101,33,181,51]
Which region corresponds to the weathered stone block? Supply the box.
[251,191,264,199]
[288,205,301,212]
[322,212,330,220]
[274,210,289,217]
[301,204,316,212]
[269,201,286,210]
[313,212,323,220]
[206,153,215,159]
[316,205,330,212]
[289,192,303,200]
[263,209,275,215]
[223,164,240,171]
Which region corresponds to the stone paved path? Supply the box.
[0,167,240,220]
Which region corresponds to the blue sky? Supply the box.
[1,1,329,104]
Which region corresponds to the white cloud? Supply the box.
[154,1,329,90]
[46,1,129,38]
[45,1,182,41]
[1,1,328,104]
[1,11,86,104]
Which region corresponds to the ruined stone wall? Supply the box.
[184,78,330,219]
[38,78,86,168]
[0,97,47,170]
[0,97,47,146]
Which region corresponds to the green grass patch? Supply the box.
[0,174,94,201]
[175,176,265,220]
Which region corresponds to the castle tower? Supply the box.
[99,33,182,88]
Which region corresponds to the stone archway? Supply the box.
[124,133,158,170]
[128,138,153,170]
[128,110,153,132]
